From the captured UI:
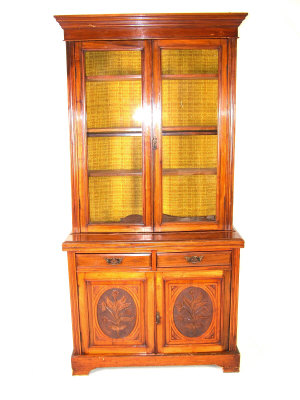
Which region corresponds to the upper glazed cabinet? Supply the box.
[60,15,244,233]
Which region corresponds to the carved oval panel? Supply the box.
[173,286,213,338]
[97,288,137,339]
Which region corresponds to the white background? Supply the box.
[0,0,300,399]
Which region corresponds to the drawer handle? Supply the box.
[185,256,204,264]
[105,257,123,265]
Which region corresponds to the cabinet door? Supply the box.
[153,39,230,232]
[73,40,153,233]
[77,270,154,354]
[156,269,230,353]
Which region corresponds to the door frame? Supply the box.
[155,268,231,353]
[77,270,155,354]
[152,39,230,232]
[70,40,153,233]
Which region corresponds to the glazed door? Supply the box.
[77,270,155,354]
[153,39,229,232]
[75,41,152,232]
[156,269,231,353]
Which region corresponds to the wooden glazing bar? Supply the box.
[86,74,141,81]
[90,214,144,225]
[162,131,217,136]
[162,74,218,80]
[163,168,217,176]
[88,169,142,177]
[87,128,142,133]
[162,214,216,222]
[162,126,217,132]
[87,132,142,137]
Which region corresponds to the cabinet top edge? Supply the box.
[62,230,245,251]
[54,13,247,41]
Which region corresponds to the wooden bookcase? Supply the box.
[55,13,247,375]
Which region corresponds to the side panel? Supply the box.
[66,42,82,233]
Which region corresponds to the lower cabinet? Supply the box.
[77,261,231,356]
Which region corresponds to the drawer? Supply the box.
[157,251,231,268]
[76,253,151,268]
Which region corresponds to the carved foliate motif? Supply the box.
[173,286,213,338]
[97,288,137,339]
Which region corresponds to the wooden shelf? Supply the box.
[87,128,142,137]
[162,126,217,135]
[162,214,216,222]
[90,214,144,225]
[89,169,142,177]
[163,168,217,176]
[162,74,218,80]
[162,131,217,136]
[86,74,141,81]
[88,133,142,137]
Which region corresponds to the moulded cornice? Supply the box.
[54,13,248,41]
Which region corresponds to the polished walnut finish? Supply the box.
[97,288,137,339]
[56,13,247,375]
[173,286,214,338]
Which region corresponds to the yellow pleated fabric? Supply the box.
[89,176,142,223]
[161,49,218,75]
[86,81,142,129]
[163,175,217,218]
[85,51,141,76]
[162,80,218,127]
[88,136,142,170]
[163,135,217,169]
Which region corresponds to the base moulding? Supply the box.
[71,349,240,375]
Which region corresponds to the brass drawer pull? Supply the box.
[185,256,204,264]
[105,257,123,265]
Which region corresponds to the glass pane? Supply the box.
[161,49,218,74]
[89,176,143,223]
[88,136,142,223]
[85,51,141,76]
[163,136,217,169]
[85,50,143,224]
[163,175,217,221]
[88,136,142,170]
[161,49,219,223]
[162,80,218,127]
[86,81,142,129]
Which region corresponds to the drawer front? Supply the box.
[157,251,231,268]
[76,253,151,268]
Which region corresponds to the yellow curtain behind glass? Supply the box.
[89,176,142,223]
[161,49,218,74]
[163,136,217,169]
[85,51,141,76]
[163,175,217,217]
[88,137,142,170]
[162,80,218,127]
[86,81,142,129]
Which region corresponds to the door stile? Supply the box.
[142,40,153,228]
[152,41,163,230]
[155,272,164,352]
[225,38,237,230]
[217,39,229,231]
